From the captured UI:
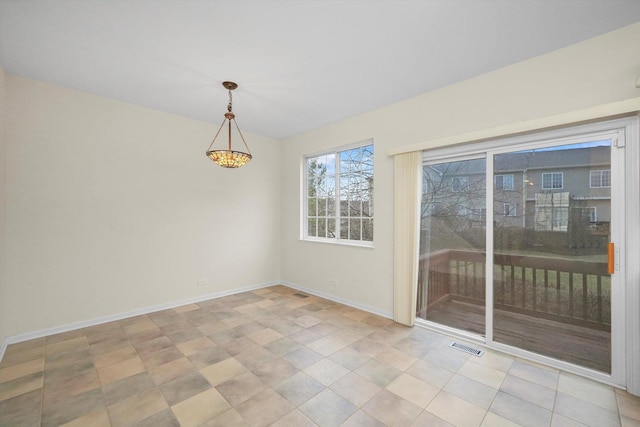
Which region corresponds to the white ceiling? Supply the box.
[1,1,640,139]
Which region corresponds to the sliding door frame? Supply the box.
[416,115,639,391]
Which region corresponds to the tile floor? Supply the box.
[0,285,639,427]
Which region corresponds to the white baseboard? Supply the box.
[0,280,393,363]
[280,280,393,320]
[0,280,279,363]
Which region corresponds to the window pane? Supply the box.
[318,198,326,216]
[327,197,335,216]
[307,198,317,217]
[318,218,326,237]
[349,200,361,217]
[362,219,373,241]
[307,218,317,237]
[349,219,361,240]
[327,218,336,238]
[340,218,349,239]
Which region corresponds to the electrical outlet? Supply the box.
[197,279,207,286]
[329,279,338,287]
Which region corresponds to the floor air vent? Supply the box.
[293,293,309,298]
[450,342,484,357]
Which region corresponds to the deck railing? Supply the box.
[416,249,611,330]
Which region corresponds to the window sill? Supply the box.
[300,237,374,249]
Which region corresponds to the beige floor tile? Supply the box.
[200,408,249,426]
[92,345,138,369]
[171,388,232,427]
[123,319,159,336]
[406,359,454,388]
[0,371,43,401]
[304,357,350,386]
[330,372,382,407]
[295,315,322,328]
[458,359,507,389]
[508,359,559,389]
[0,357,44,383]
[362,389,422,426]
[251,357,298,387]
[41,388,105,427]
[247,328,284,346]
[468,349,514,373]
[216,371,268,406]
[558,371,618,412]
[60,408,111,427]
[174,304,200,313]
[274,371,324,406]
[108,388,168,426]
[97,356,145,385]
[148,357,197,385]
[176,336,216,356]
[307,336,346,356]
[374,347,418,371]
[200,357,247,386]
[480,412,522,427]
[617,389,640,421]
[43,370,101,405]
[500,374,555,410]
[411,411,455,427]
[354,358,402,387]
[442,373,498,409]
[235,388,294,426]
[0,389,42,426]
[299,388,358,426]
[386,373,440,408]
[0,346,45,369]
[46,336,89,356]
[426,391,487,427]
[270,409,316,427]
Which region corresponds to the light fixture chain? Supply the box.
[227,89,233,113]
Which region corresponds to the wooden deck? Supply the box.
[423,299,610,373]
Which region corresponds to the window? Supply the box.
[305,143,373,244]
[503,203,517,217]
[542,172,563,189]
[451,176,469,192]
[495,174,514,190]
[590,170,611,188]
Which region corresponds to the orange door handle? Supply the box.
[608,242,615,274]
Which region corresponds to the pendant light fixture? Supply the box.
[205,81,252,168]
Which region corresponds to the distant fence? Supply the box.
[416,249,610,330]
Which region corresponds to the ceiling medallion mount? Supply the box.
[205,81,252,168]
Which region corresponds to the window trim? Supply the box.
[302,140,374,247]
[590,170,612,188]
[503,203,517,217]
[541,172,564,190]
[495,174,515,191]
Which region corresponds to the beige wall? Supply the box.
[1,75,282,342]
[280,22,640,315]
[2,22,640,346]
[1,66,7,343]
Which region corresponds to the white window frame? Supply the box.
[495,174,515,191]
[303,141,374,246]
[590,170,612,188]
[542,172,564,189]
[503,203,517,217]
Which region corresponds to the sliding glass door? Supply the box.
[491,140,614,373]
[418,157,486,336]
[416,119,628,384]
